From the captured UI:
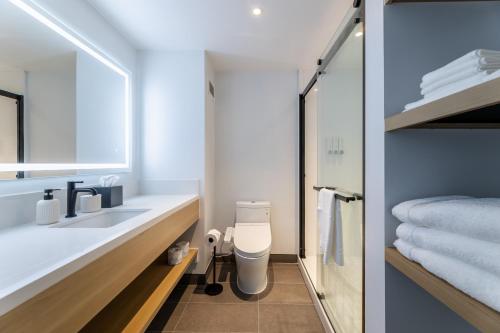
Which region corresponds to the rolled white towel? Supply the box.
[397,223,500,276]
[422,49,500,84]
[392,195,470,223]
[394,239,500,312]
[408,198,500,243]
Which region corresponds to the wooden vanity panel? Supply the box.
[0,199,199,333]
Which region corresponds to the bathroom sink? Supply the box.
[53,209,150,228]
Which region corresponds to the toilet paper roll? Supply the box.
[205,229,221,249]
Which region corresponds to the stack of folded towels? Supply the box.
[392,196,500,311]
[405,49,500,111]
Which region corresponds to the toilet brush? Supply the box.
[205,246,223,295]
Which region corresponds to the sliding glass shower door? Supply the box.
[301,14,364,333]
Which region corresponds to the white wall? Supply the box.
[0,69,25,95]
[76,51,126,164]
[0,0,138,223]
[0,96,18,164]
[26,54,76,166]
[139,50,213,274]
[204,53,216,251]
[214,70,298,254]
[364,0,385,332]
[0,69,25,180]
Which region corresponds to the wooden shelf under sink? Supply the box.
[81,248,197,333]
[386,248,500,333]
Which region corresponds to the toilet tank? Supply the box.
[236,201,271,223]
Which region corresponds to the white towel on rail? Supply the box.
[332,193,344,266]
[407,198,500,243]
[397,223,500,276]
[392,195,470,224]
[394,239,500,312]
[422,49,500,84]
[317,189,343,266]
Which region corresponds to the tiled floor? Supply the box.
[147,262,325,333]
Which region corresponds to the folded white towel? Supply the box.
[421,57,500,89]
[421,67,500,96]
[422,49,500,84]
[397,223,500,276]
[392,195,470,223]
[408,198,500,243]
[317,189,344,266]
[394,239,500,312]
[404,70,500,111]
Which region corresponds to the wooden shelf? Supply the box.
[385,75,500,132]
[81,248,198,333]
[386,248,500,333]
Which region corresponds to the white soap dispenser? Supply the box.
[36,189,61,225]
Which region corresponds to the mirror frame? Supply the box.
[0,0,132,175]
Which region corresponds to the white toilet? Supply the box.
[233,201,272,294]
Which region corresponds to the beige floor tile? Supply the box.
[268,264,305,284]
[259,304,325,333]
[174,303,258,332]
[259,283,312,304]
[189,283,257,303]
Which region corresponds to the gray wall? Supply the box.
[384,3,500,333]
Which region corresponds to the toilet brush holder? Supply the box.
[205,246,223,296]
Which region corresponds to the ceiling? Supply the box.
[86,0,348,71]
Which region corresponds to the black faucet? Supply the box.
[66,181,98,218]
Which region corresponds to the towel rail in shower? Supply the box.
[312,186,363,203]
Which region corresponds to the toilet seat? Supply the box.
[234,223,271,258]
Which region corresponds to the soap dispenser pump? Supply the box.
[36,189,61,225]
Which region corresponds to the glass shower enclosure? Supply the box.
[299,8,364,333]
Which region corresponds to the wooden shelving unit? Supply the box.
[81,248,198,333]
[385,75,500,132]
[386,248,500,333]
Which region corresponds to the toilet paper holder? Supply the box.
[205,227,234,296]
[205,245,223,296]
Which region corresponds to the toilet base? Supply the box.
[237,275,268,295]
[235,250,270,294]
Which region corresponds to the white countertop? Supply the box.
[0,194,198,316]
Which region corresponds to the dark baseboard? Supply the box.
[269,254,298,263]
[215,253,298,263]
[181,253,298,285]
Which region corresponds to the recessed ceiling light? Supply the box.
[355,31,363,37]
[314,88,318,92]
[252,7,262,16]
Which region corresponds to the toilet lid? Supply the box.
[234,223,271,258]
